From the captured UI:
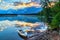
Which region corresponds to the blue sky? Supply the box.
[4,0,31,3]
[0,0,42,14]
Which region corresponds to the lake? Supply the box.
[0,15,46,40]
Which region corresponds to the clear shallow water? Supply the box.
[0,15,44,40]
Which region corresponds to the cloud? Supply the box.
[0,0,41,10]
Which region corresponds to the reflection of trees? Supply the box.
[37,16,46,22]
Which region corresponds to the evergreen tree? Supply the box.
[51,12,60,29]
[50,0,60,29]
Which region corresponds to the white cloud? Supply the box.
[0,0,41,10]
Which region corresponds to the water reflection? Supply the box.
[0,20,47,32]
[0,15,47,40]
[0,15,42,32]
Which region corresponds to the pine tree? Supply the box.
[50,0,60,29]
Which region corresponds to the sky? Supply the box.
[4,0,31,3]
[0,0,42,14]
[0,0,41,10]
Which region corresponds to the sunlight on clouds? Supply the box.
[0,0,41,10]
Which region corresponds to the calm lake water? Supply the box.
[0,15,46,40]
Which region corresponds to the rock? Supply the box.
[27,30,60,40]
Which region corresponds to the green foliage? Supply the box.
[51,2,60,16]
[51,12,60,29]
[38,1,60,29]
[50,1,60,29]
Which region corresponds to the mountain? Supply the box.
[0,7,43,14]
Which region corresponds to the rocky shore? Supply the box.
[27,30,60,40]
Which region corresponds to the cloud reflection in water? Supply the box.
[0,20,48,32]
